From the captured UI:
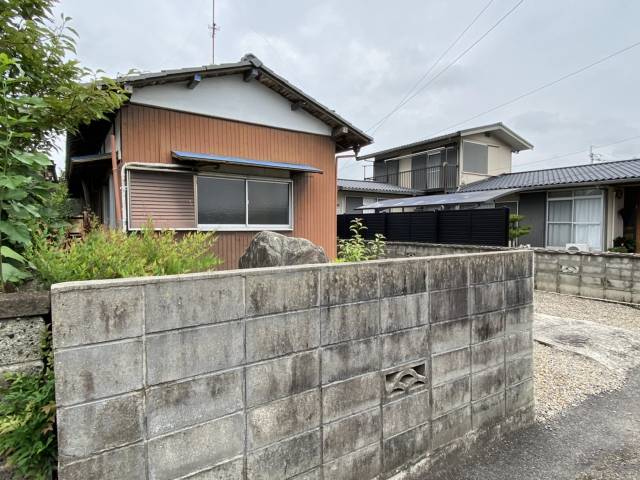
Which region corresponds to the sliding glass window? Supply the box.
[546,189,603,250]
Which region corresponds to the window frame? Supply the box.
[461,140,490,175]
[545,189,604,249]
[196,172,294,232]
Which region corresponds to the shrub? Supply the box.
[27,225,222,285]
[0,330,56,480]
[337,218,386,262]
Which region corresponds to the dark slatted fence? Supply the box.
[337,208,509,246]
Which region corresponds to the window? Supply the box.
[197,175,292,230]
[546,189,603,249]
[463,141,488,174]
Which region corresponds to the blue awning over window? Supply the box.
[172,151,323,174]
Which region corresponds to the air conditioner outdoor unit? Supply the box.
[565,243,590,253]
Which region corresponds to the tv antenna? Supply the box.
[589,145,603,164]
[208,0,220,64]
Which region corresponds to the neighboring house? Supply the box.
[336,178,421,214]
[357,122,533,193]
[363,158,640,253]
[66,54,371,267]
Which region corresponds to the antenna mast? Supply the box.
[209,0,219,64]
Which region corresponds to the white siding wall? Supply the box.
[460,133,513,187]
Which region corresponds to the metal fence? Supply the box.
[337,208,510,246]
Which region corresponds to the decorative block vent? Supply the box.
[384,361,427,399]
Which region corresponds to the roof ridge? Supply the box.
[507,157,640,176]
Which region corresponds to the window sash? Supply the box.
[196,174,293,231]
[545,189,603,249]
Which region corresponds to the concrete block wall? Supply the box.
[52,251,535,480]
[386,242,640,304]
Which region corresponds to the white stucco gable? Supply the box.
[129,74,332,136]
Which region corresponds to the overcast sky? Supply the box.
[52,0,640,179]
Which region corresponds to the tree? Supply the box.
[0,0,128,289]
[509,213,531,245]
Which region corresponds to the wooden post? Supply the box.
[111,134,122,228]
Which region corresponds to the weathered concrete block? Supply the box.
[580,284,605,299]
[144,276,244,332]
[246,269,319,317]
[321,263,379,306]
[246,351,319,407]
[380,293,428,333]
[379,259,427,297]
[432,347,470,386]
[381,326,428,368]
[0,291,49,319]
[383,423,430,473]
[432,376,470,417]
[54,339,142,406]
[582,256,606,275]
[147,413,244,480]
[146,368,243,437]
[504,251,532,280]
[322,372,381,423]
[471,337,505,372]
[469,282,505,314]
[322,301,379,345]
[290,469,321,480]
[505,304,533,333]
[429,288,468,323]
[248,390,320,449]
[604,287,633,303]
[534,272,557,292]
[323,407,380,461]
[535,260,558,273]
[428,256,468,291]
[505,278,533,307]
[506,356,533,386]
[431,318,470,354]
[469,254,504,285]
[431,405,471,449]
[146,321,243,385]
[471,365,505,400]
[506,379,534,414]
[0,316,44,365]
[382,390,430,438]
[246,429,320,480]
[322,337,380,384]
[246,309,320,362]
[58,392,144,460]
[471,311,504,344]
[58,443,146,480]
[324,443,381,480]
[472,392,505,430]
[506,330,532,360]
[52,286,143,348]
[558,274,580,295]
[183,457,243,479]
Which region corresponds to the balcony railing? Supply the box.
[366,165,458,193]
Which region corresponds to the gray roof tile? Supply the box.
[460,158,640,192]
[337,179,422,195]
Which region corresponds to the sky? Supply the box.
[52,0,640,179]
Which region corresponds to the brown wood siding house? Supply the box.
[66,54,371,269]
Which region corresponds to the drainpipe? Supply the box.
[121,164,128,232]
[110,134,123,228]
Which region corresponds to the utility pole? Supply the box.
[209,0,219,64]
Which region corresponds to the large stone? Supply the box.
[239,231,328,268]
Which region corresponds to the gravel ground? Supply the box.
[533,291,638,423]
[534,291,640,332]
[533,343,625,423]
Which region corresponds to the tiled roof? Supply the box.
[337,179,422,195]
[460,158,640,192]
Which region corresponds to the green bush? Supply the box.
[27,225,222,286]
[337,218,386,262]
[0,330,56,480]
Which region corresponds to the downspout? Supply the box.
[121,163,128,232]
[110,134,123,228]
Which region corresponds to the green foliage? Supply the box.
[0,0,128,289]
[337,218,386,262]
[609,236,636,253]
[27,224,222,285]
[508,214,531,242]
[0,330,56,480]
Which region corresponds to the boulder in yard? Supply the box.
[239,231,329,268]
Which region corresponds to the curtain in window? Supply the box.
[547,199,572,246]
[574,197,602,249]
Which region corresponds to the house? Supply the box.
[357,123,533,193]
[66,54,372,267]
[362,158,640,253]
[336,179,421,214]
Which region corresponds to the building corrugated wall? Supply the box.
[120,104,337,265]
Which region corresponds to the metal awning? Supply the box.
[357,188,519,211]
[172,151,323,174]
